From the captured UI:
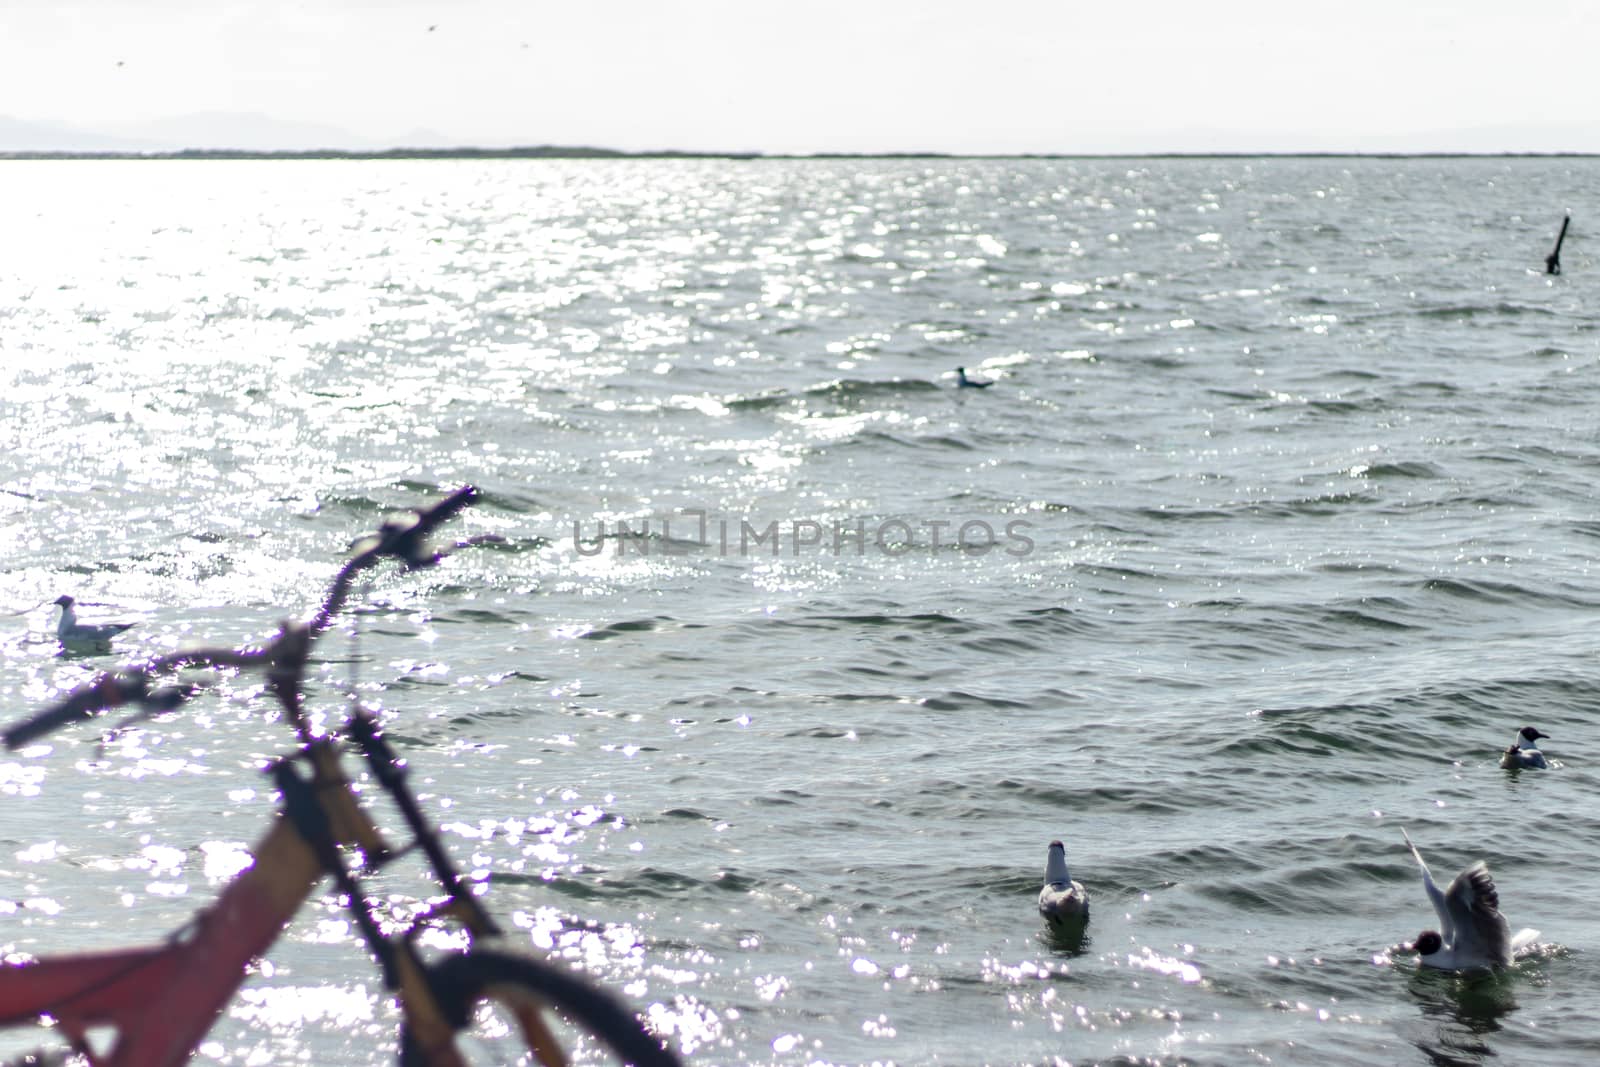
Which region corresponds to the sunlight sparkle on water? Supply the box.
[231,983,377,1029]
[644,995,725,1058]
[1127,947,1204,984]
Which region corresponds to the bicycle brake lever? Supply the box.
[350,488,482,571]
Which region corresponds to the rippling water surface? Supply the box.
[3,157,1600,1065]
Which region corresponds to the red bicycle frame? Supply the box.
[0,743,411,1066]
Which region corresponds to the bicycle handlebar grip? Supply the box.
[425,484,478,523]
[382,485,478,566]
[3,672,143,749]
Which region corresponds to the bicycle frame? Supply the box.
[0,488,585,1067]
[0,742,389,1065]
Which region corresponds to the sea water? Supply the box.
[1,156,1599,1065]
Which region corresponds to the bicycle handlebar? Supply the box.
[4,486,482,750]
[3,674,198,749]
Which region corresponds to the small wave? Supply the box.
[1318,368,1382,383]
[854,429,977,452]
[1306,396,1385,416]
[435,606,524,626]
[473,534,553,554]
[470,488,549,515]
[780,722,904,738]
[804,377,943,402]
[658,807,716,821]
[559,866,706,900]
[1418,576,1596,610]
[571,525,707,556]
[1205,387,1266,403]
[771,611,977,635]
[318,491,401,518]
[1250,490,1377,517]
[1186,599,1423,660]
[1008,606,1099,638]
[997,781,1186,816]
[725,390,795,411]
[578,616,676,640]
[724,377,943,412]
[1125,503,1237,523]
[1351,460,1443,480]
[922,690,1034,711]
[1208,725,1368,760]
[1073,562,1162,582]
[1395,378,1460,396]
[956,633,1047,656]
[1145,843,1270,875]
[1316,603,1421,632]
[1417,301,1561,320]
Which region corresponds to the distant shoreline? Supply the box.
[3,146,1599,162]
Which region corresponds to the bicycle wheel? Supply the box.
[399,949,680,1067]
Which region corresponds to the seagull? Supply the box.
[955,366,992,389]
[1400,829,1536,972]
[1499,726,1550,769]
[1038,840,1089,931]
[52,595,134,651]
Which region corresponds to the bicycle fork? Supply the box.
[273,742,564,1067]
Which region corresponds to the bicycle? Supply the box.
[0,486,682,1067]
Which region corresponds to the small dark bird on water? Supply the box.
[955,366,992,389]
[1546,214,1570,275]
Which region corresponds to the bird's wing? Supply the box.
[1401,829,1453,942]
[1443,861,1511,966]
[82,622,134,639]
[1038,882,1087,921]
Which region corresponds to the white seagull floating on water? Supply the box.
[1038,840,1089,932]
[1400,828,1537,972]
[53,595,135,651]
[1499,726,1550,770]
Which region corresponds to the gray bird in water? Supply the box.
[1038,840,1089,932]
[1498,726,1550,769]
[1400,829,1536,972]
[53,595,134,651]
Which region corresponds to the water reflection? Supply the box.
[1039,924,1091,958]
[1406,966,1519,1065]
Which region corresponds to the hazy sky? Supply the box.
[4,0,1599,153]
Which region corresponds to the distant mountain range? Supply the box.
[3,111,1600,157]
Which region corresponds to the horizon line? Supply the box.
[4,145,1600,162]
